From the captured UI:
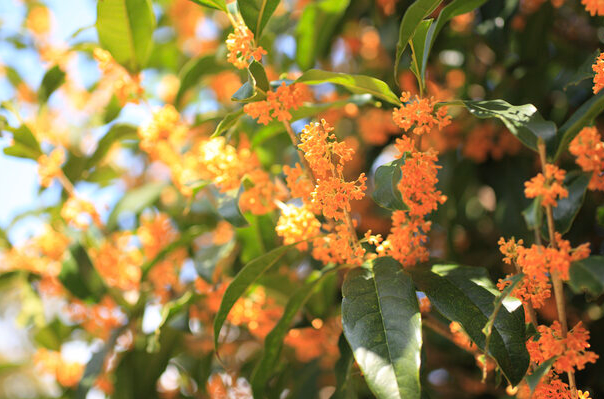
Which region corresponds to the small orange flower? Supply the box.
[61,195,102,229]
[592,52,604,93]
[283,163,314,202]
[34,349,83,388]
[26,6,52,36]
[226,25,267,69]
[524,164,568,207]
[275,204,321,250]
[392,92,451,135]
[91,233,143,291]
[93,48,144,105]
[37,147,65,187]
[357,108,399,146]
[244,83,311,125]
[569,126,604,191]
[582,0,604,16]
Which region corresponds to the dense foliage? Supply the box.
[1,0,604,398]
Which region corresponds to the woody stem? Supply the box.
[537,141,577,399]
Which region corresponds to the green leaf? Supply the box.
[525,357,556,393]
[410,263,529,386]
[34,319,73,351]
[213,243,297,350]
[522,198,543,231]
[5,124,42,160]
[569,256,604,297]
[251,265,337,397]
[107,182,166,230]
[549,171,591,235]
[295,0,350,70]
[248,60,270,92]
[296,69,401,106]
[450,99,557,156]
[86,124,138,169]
[103,95,122,123]
[175,55,224,107]
[215,186,248,227]
[372,156,408,212]
[38,65,65,103]
[394,0,442,81]
[555,91,604,160]
[211,108,244,137]
[597,205,604,227]
[409,19,432,91]
[188,0,227,11]
[147,291,197,352]
[238,0,280,38]
[330,333,355,399]
[419,0,488,82]
[565,50,599,89]
[96,0,156,73]
[59,245,107,302]
[194,240,236,282]
[342,257,422,399]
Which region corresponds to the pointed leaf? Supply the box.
[522,198,543,231]
[175,55,225,107]
[330,333,355,399]
[525,357,556,393]
[59,245,107,302]
[188,0,227,11]
[549,171,590,235]
[569,256,604,297]
[38,65,65,103]
[238,0,280,38]
[215,186,248,227]
[372,157,408,211]
[555,91,604,159]
[342,257,422,399]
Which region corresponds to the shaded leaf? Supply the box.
[549,171,591,235]
[215,186,248,227]
[194,240,236,282]
[87,124,138,169]
[569,256,604,297]
[211,108,244,137]
[330,333,355,399]
[238,0,280,38]
[525,357,556,394]
[4,124,42,160]
[372,156,408,212]
[522,198,542,231]
[175,55,224,107]
[555,92,604,160]
[409,19,432,91]
[38,65,65,103]
[342,257,422,399]
[59,245,107,302]
[107,182,166,230]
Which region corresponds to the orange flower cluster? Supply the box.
[524,164,568,207]
[591,52,604,93]
[275,204,321,251]
[569,126,604,191]
[243,82,311,125]
[283,163,314,200]
[497,236,589,309]
[33,349,83,388]
[37,147,65,187]
[357,108,399,146]
[463,122,522,163]
[284,318,340,367]
[582,0,604,16]
[228,286,282,339]
[226,25,267,69]
[138,104,188,157]
[61,195,102,230]
[67,296,125,340]
[377,136,446,267]
[91,233,143,291]
[527,321,598,375]
[93,48,143,105]
[312,223,366,265]
[392,92,451,135]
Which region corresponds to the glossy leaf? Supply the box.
[295,0,350,70]
[450,99,557,156]
[548,171,591,235]
[175,55,224,107]
[96,0,156,72]
[213,243,296,350]
[215,186,248,227]
[296,69,401,106]
[410,263,529,386]
[238,0,280,38]
[342,257,422,399]
[251,265,337,397]
[86,124,138,169]
[409,19,432,91]
[189,0,227,11]
[569,256,604,297]
[38,65,65,103]
[107,182,166,230]
[525,357,556,393]
[212,109,244,137]
[555,92,604,160]
[394,0,442,81]
[372,156,408,211]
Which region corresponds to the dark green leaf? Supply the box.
[597,205,604,227]
[175,55,224,107]
[525,357,556,393]
[107,182,166,230]
[251,265,337,397]
[522,198,543,231]
[555,92,604,160]
[450,100,557,156]
[565,50,599,89]
[38,65,65,103]
[410,263,529,386]
[96,0,156,72]
[59,245,107,302]
[238,0,280,38]
[372,156,408,211]
[213,243,297,350]
[296,69,401,106]
[569,256,604,297]
[211,108,244,137]
[409,19,432,91]
[342,257,422,399]
[87,124,138,169]
[330,333,355,399]
[188,0,227,11]
[549,171,590,235]
[295,0,350,70]
[194,240,235,282]
[248,60,269,92]
[215,186,248,227]
[394,0,442,81]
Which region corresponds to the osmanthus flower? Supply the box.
[25,6,52,37]
[312,223,366,266]
[226,25,267,69]
[138,104,188,156]
[378,211,432,267]
[283,163,314,203]
[357,108,399,146]
[275,203,321,251]
[37,147,65,187]
[569,126,604,191]
[33,348,83,388]
[60,195,102,230]
[582,0,604,16]
[244,82,311,125]
[591,52,604,93]
[392,92,451,135]
[524,164,568,207]
[93,48,144,106]
[90,233,143,292]
[66,296,125,341]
